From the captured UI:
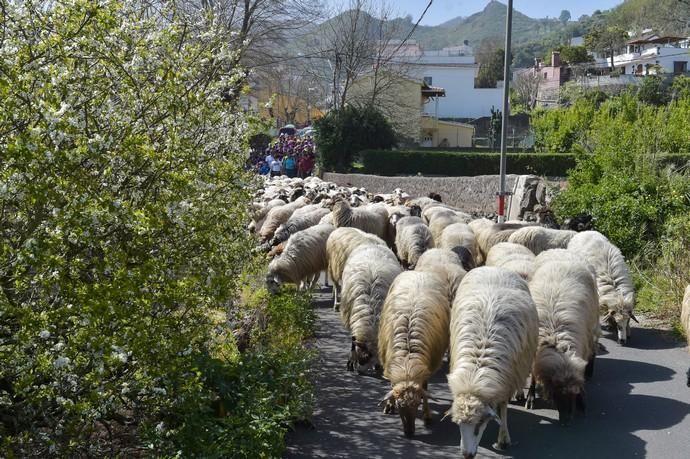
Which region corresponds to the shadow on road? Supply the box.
[286,285,690,459]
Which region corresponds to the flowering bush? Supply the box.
[0,0,278,455]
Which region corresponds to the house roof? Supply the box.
[627,34,687,45]
[422,83,446,97]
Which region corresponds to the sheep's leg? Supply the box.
[332,284,340,311]
[585,353,596,380]
[525,375,536,410]
[309,273,319,291]
[493,401,511,450]
[576,388,586,414]
[323,271,330,287]
[346,338,356,372]
[422,381,432,426]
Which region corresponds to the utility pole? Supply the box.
[497,0,513,223]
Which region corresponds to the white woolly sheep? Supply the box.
[259,196,309,242]
[473,222,535,263]
[266,224,334,293]
[485,242,536,281]
[567,231,637,345]
[271,207,330,246]
[249,198,285,234]
[423,205,471,225]
[331,200,391,245]
[326,227,387,310]
[406,196,443,211]
[507,226,577,255]
[393,216,433,269]
[378,271,451,437]
[448,266,538,458]
[682,285,690,387]
[439,223,478,266]
[340,244,403,373]
[527,250,600,423]
[414,248,467,302]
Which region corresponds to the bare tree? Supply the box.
[181,0,325,67]
[513,69,541,110]
[316,0,428,112]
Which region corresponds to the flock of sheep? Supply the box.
[249,175,688,459]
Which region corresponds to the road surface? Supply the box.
[285,286,690,459]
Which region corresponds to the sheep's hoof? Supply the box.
[346,360,354,371]
[383,405,393,415]
[493,441,511,450]
[525,395,535,410]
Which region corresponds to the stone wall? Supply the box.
[322,172,522,215]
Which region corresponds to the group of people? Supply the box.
[252,134,316,178]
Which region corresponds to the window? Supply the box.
[423,76,433,85]
[674,61,688,74]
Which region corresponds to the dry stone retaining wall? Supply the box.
[323,172,525,216]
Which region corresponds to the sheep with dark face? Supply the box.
[326,228,387,310]
[266,224,334,293]
[378,271,451,437]
[340,244,402,373]
[527,249,600,424]
[439,222,478,267]
[448,267,538,458]
[567,231,636,345]
[681,285,690,387]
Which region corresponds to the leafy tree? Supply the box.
[476,45,506,89]
[314,105,396,172]
[670,75,690,101]
[532,98,597,152]
[637,75,669,106]
[559,9,571,25]
[585,26,628,69]
[546,45,594,65]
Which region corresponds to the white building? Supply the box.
[596,34,690,75]
[396,42,504,119]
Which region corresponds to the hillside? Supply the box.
[408,1,567,50]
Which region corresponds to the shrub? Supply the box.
[359,150,577,177]
[0,1,297,455]
[314,105,396,172]
[531,98,597,153]
[552,95,690,261]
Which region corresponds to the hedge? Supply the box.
[358,150,690,177]
[359,150,577,176]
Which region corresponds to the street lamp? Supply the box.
[498,0,513,223]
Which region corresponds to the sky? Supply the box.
[383,0,625,25]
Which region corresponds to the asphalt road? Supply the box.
[284,285,690,459]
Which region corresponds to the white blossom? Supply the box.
[39,330,51,339]
[53,356,71,369]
